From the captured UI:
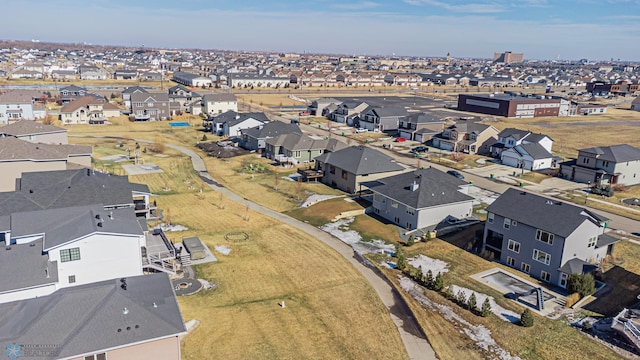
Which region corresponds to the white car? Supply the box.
[355,128,368,133]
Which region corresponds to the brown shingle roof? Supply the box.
[60,95,111,113]
[0,120,66,136]
[0,137,91,161]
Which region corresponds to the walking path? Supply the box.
[164,143,438,360]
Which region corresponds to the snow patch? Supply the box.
[408,255,450,275]
[214,245,232,256]
[159,223,189,232]
[320,217,362,244]
[301,194,340,208]
[450,285,520,323]
[399,276,521,360]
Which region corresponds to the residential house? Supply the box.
[208,111,269,137]
[369,168,474,231]
[308,98,342,116]
[631,97,640,111]
[490,128,554,170]
[0,90,47,123]
[202,93,238,116]
[10,69,43,79]
[239,121,302,152]
[398,112,446,142]
[0,168,157,220]
[329,101,368,124]
[59,95,121,125]
[559,144,640,186]
[0,137,92,191]
[314,145,406,193]
[265,133,347,165]
[114,69,138,80]
[168,85,202,113]
[0,120,68,144]
[80,68,107,80]
[432,120,498,155]
[131,92,171,121]
[122,86,148,108]
[226,73,289,88]
[359,106,409,133]
[172,71,212,87]
[482,188,616,287]
[0,273,186,359]
[50,69,76,80]
[140,71,163,81]
[59,85,88,104]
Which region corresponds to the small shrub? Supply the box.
[425,270,434,289]
[395,245,406,271]
[456,290,467,307]
[565,293,581,308]
[406,235,414,246]
[443,285,454,300]
[567,273,596,298]
[148,142,166,153]
[202,134,208,141]
[481,298,492,317]
[520,308,534,327]
[433,272,444,292]
[467,293,477,312]
[582,321,593,332]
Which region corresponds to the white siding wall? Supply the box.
[0,283,57,304]
[416,201,473,229]
[48,233,144,289]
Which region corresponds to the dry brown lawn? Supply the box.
[378,239,622,360]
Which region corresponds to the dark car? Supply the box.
[410,146,428,153]
[446,170,464,180]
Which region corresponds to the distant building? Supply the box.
[171,71,212,87]
[131,92,171,121]
[0,90,47,123]
[586,80,639,96]
[0,120,68,144]
[493,51,524,64]
[59,95,120,125]
[202,93,238,116]
[559,144,640,186]
[457,93,566,118]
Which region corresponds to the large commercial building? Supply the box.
[493,51,524,64]
[457,93,564,118]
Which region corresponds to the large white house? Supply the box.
[0,90,46,123]
[202,93,238,115]
[0,205,146,304]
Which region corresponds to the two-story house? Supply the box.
[59,95,121,125]
[432,120,498,155]
[398,112,446,142]
[492,128,555,170]
[329,101,369,124]
[314,145,406,193]
[559,144,640,186]
[0,90,46,123]
[482,188,616,287]
[265,133,347,165]
[308,97,342,116]
[207,111,270,137]
[121,86,149,108]
[167,85,202,113]
[0,204,145,304]
[359,106,409,133]
[131,92,171,121]
[239,121,302,152]
[202,93,238,116]
[490,128,553,157]
[369,168,474,231]
[59,85,89,104]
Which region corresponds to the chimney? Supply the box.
[409,180,419,192]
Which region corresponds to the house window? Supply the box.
[394,217,400,223]
[293,151,301,158]
[587,236,596,248]
[503,218,511,230]
[533,249,551,265]
[391,202,398,209]
[507,239,520,253]
[507,256,515,267]
[329,165,335,174]
[603,161,609,167]
[487,212,494,223]
[69,275,76,284]
[521,263,530,274]
[84,354,107,360]
[341,170,348,180]
[60,247,81,262]
[560,273,568,288]
[541,271,551,282]
[135,102,143,107]
[406,206,414,216]
[147,102,154,107]
[373,194,381,202]
[535,230,554,245]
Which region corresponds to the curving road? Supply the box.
[164,142,437,360]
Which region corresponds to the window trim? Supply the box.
[535,229,554,245]
[533,249,551,265]
[541,270,551,282]
[521,262,530,274]
[487,212,494,224]
[507,239,520,253]
[503,218,511,230]
[60,247,81,263]
[506,256,515,267]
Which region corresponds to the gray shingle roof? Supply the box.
[486,188,608,238]
[497,128,530,140]
[558,258,596,274]
[314,146,405,175]
[0,273,186,359]
[403,112,447,124]
[0,121,66,137]
[0,137,91,161]
[202,93,237,103]
[213,111,269,127]
[0,238,58,293]
[580,144,640,163]
[10,205,143,250]
[516,143,552,160]
[241,121,301,139]
[368,168,473,209]
[0,169,150,217]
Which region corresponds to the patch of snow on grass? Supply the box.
[320,217,362,244]
[450,285,520,323]
[399,276,521,360]
[159,224,189,232]
[301,194,340,208]
[408,255,449,275]
[214,245,232,256]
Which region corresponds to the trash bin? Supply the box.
[513,171,517,176]
[519,182,524,188]
[490,173,494,179]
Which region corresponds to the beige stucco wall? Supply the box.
[17,132,68,145]
[68,154,92,168]
[70,337,181,360]
[0,160,67,191]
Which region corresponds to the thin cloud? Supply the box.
[332,1,381,10]
[404,0,506,13]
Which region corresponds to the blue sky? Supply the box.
[2,0,639,60]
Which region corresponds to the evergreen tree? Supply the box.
[426,269,434,289]
[520,308,534,327]
[456,290,467,307]
[433,272,444,292]
[468,293,477,312]
[481,298,492,317]
[407,235,415,246]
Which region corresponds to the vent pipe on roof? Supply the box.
[123,307,129,315]
[410,181,419,192]
[45,268,49,278]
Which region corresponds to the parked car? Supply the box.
[394,137,407,142]
[299,111,310,116]
[410,146,428,153]
[446,170,464,179]
[355,128,368,133]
